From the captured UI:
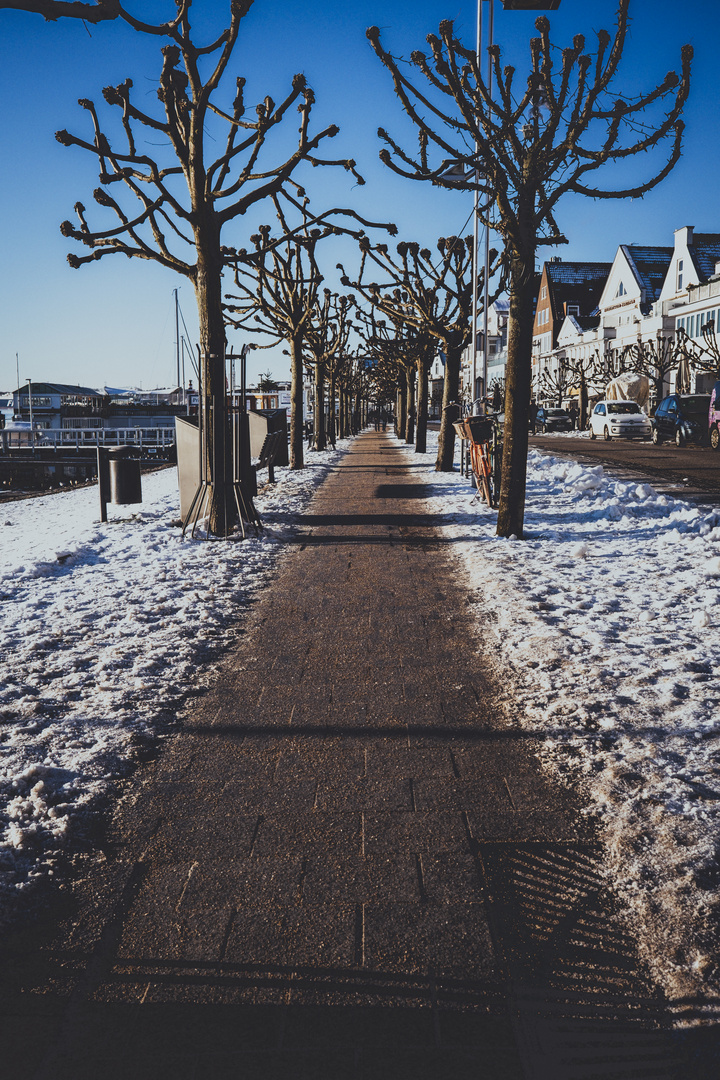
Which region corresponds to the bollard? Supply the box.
[97,446,110,522]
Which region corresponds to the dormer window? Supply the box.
[615,282,626,298]
[677,259,684,291]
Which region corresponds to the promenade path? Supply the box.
[5,431,689,1078]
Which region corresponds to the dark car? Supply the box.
[535,407,574,433]
[651,393,712,447]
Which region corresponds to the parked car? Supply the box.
[535,407,573,433]
[589,400,652,440]
[651,393,712,446]
[709,381,720,450]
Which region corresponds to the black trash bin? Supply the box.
[108,446,142,505]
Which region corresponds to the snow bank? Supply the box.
[403,435,720,1012]
[0,446,349,918]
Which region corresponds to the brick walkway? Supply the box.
[5,432,691,1078]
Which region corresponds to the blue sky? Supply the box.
[0,0,716,392]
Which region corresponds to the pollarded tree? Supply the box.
[226,195,389,468]
[626,335,680,407]
[536,356,569,408]
[341,236,497,466]
[562,351,594,429]
[56,3,363,534]
[368,1,691,536]
[590,341,630,391]
[305,291,354,452]
[355,304,432,449]
[0,0,181,23]
[674,324,720,388]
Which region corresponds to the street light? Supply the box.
[26,377,34,451]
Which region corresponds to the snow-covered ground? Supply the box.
[403,431,720,1016]
[2,429,720,1017]
[0,445,350,922]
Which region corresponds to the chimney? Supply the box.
[674,225,694,249]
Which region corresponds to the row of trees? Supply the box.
[4,0,694,539]
[13,0,495,531]
[537,327,720,424]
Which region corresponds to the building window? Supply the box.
[616,282,626,298]
[541,286,547,299]
[677,259,684,291]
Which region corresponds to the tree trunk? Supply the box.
[328,372,337,447]
[314,361,326,451]
[396,370,407,441]
[405,364,416,443]
[344,386,352,436]
[579,372,589,430]
[435,345,460,471]
[195,230,235,537]
[289,332,304,469]
[496,245,536,538]
[415,350,429,454]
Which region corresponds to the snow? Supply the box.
[0,445,350,919]
[402,431,720,1015]
[2,428,720,1017]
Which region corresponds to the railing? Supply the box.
[1,427,176,452]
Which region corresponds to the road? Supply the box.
[530,433,720,507]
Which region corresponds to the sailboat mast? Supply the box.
[174,289,180,391]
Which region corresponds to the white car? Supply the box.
[589,400,652,441]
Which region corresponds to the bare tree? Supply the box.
[536,357,569,408]
[590,342,630,391]
[355,304,432,449]
[341,236,496,467]
[305,291,354,452]
[368,1,691,536]
[226,196,388,468]
[675,324,720,389]
[0,0,183,25]
[362,329,404,427]
[627,335,679,407]
[56,3,363,533]
[562,352,594,429]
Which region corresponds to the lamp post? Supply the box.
[27,377,34,451]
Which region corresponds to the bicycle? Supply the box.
[449,403,503,508]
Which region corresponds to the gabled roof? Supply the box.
[621,246,673,303]
[689,233,720,282]
[545,261,611,287]
[543,261,611,326]
[18,382,107,397]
